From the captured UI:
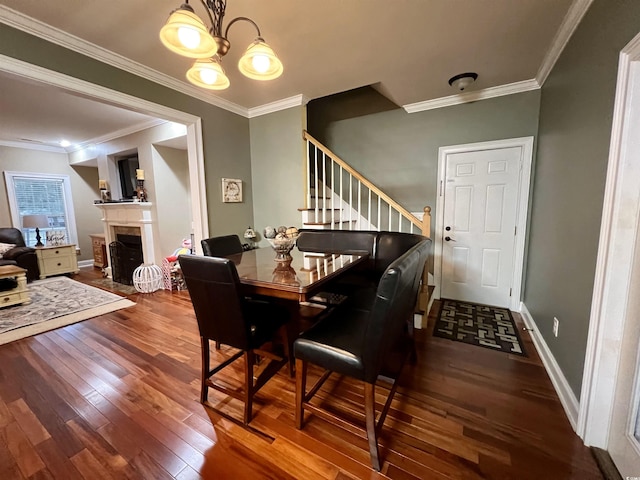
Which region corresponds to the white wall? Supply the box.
[0,145,102,260]
[153,145,191,258]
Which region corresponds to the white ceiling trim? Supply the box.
[0,139,66,153]
[69,119,168,153]
[536,0,594,87]
[0,54,203,125]
[402,79,540,113]
[0,5,249,117]
[247,94,309,118]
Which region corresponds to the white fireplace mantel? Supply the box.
[94,202,158,269]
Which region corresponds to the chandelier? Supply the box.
[160,0,283,90]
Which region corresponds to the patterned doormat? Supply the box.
[433,299,526,356]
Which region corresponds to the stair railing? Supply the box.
[304,131,430,237]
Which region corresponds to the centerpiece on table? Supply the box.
[263,225,299,262]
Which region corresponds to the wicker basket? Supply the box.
[132,264,163,293]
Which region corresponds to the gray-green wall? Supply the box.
[309,90,541,238]
[525,0,640,398]
[250,106,307,246]
[0,23,253,240]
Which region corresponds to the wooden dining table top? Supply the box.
[226,246,368,302]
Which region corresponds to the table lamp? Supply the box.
[22,214,49,247]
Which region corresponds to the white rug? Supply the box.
[0,276,135,345]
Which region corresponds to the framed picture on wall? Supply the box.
[222,178,242,203]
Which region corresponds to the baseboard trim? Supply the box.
[520,302,580,431]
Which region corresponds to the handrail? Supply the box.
[304,131,422,229]
[303,130,433,319]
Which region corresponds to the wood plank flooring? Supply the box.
[0,268,603,479]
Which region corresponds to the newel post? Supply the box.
[421,206,431,238]
[417,206,433,325]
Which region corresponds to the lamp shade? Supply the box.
[186,57,230,90]
[238,38,283,80]
[22,214,49,229]
[159,6,218,59]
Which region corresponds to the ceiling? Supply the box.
[0,0,583,151]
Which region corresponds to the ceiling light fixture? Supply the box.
[448,72,478,92]
[160,0,283,90]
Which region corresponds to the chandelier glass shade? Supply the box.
[160,1,283,90]
[159,6,218,58]
[237,38,283,80]
[186,56,230,90]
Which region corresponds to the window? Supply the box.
[4,172,78,247]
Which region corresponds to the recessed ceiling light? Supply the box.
[59,140,71,148]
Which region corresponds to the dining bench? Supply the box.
[296,229,428,300]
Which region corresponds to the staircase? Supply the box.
[301,131,434,322]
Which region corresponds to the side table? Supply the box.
[36,244,80,279]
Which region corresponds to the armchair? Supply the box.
[0,228,40,282]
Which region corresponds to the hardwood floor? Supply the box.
[0,267,603,479]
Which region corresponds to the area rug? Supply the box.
[0,277,135,345]
[433,298,526,356]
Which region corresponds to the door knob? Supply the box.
[445,236,456,242]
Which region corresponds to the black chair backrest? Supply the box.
[362,240,431,383]
[373,232,426,278]
[0,228,27,247]
[297,229,377,256]
[179,255,251,350]
[201,234,243,257]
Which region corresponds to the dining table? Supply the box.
[226,246,368,303]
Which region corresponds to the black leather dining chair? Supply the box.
[293,240,430,471]
[201,234,243,257]
[179,254,291,425]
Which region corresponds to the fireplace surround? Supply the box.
[94,202,158,281]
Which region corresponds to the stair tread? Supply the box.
[303,220,357,226]
[297,207,342,212]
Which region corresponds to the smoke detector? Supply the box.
[448,72,478,91]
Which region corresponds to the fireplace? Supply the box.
[94,202,159,282]
[109,233,143,285]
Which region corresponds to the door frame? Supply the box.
[434,137,534,311]
[0,54,209,252]
[578,32,640,454]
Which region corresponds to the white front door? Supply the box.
[435,138,533,310]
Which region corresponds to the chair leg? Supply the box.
[243,351,255,424]
[200,337,210,403]
[364,382,381,471]
[215,341,221,350]
[279,324,294,377]
[295,358,307,429]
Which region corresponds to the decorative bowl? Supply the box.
[267,236,297,262]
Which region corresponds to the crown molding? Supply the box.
[536,0,594,86]
[0,5,248,117]
[402,79,540,113]
[0,139,67,153]
[247,94,309,118]
[69,119,167,153]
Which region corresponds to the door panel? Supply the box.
[441,147,521,307]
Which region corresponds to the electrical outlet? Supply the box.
[553,317,559,337]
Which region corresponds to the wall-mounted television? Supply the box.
[117,155,139,200]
